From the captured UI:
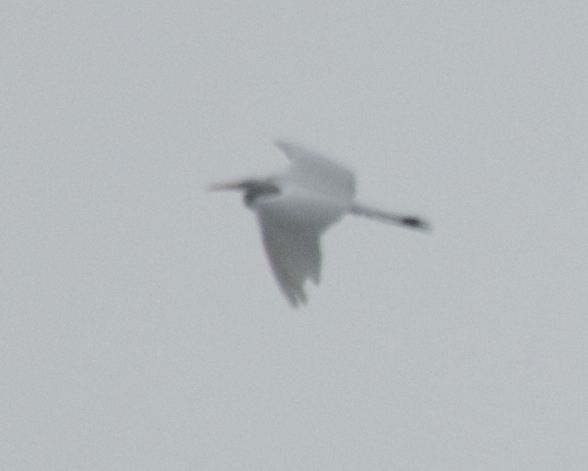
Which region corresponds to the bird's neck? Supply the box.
[243,181,280,206]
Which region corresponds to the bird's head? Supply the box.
[208,178,280,207]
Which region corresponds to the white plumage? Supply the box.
[210,140,428,306]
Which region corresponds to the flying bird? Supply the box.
[210,141,429,307]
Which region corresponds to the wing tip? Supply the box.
[283,284,308,308]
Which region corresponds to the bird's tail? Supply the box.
[348,203,430,231]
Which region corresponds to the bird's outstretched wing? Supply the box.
[275,140,356,202]
[257,212,319,306]
[255,194,345,307]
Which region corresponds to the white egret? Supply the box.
[210,140,429,307]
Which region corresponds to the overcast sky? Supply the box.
[3,1,588,469]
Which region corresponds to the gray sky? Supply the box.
[3,1,588,469]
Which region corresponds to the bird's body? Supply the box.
[211,141,428,306]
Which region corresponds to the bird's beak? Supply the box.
[207,180,244,191]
